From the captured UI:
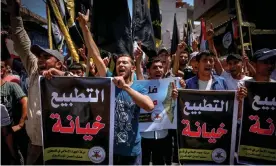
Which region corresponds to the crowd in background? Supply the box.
[1,0,276,165]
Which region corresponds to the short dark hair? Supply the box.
[68,63,84,71]
[146,57,163,69]
[181,50,189,55]
[116,54,135,66]
[196,50,214,62]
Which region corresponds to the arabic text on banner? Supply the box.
[177,90,238,165]
[238,81,276,165]
[40,77,115,165]
[138,78,178,132]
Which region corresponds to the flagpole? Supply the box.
[235,0,247,73]
[48,0,79,62]
[46,5,53,49]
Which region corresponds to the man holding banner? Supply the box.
[77,11,154,165]
[8,0,72,164]
[238,48,276,165]
[177,39,249,164]
[137,57,178,165]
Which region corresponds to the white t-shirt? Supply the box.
[221,71,252,90]
[198,79,212,90]
[1,104,11,127]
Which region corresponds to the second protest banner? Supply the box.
[138,78,179,132]
[40,77,115,165]
[178,90,238,165]
[238,81,276,165]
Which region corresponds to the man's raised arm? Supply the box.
[77,10,107,77]
[8,0,38,76]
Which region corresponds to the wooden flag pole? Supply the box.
[46,5,53,49]
[235,0,248,74]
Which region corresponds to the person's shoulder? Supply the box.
[213,75,228,85]
[213,75,226,81]
[106,70,113,77]
[186,75,197,83]
[4,81,17,86]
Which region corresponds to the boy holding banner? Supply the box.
[77,11,154,165]
[137,56,178,165]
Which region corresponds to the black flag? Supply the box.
[91,0,133,56]
[133,0,157,57]
[149,0,162,48]
[170,13,180,55]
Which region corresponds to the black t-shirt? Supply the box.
[182,67,196,80]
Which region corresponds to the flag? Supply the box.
[91,0,133,56]
[183,23,187,42]
[170,13,180,55]
[133,0,157,58]
[47,0,79,62]
[222,19,237,54]
[199,18,207,51]
[58,0,86,50]
[232,19,239,39]
[186,20,193,53]
[149,0,162,49]
[47,4,64,51]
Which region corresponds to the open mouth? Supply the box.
[204,67,212,71]
[155,74,162,78]
[118,68,126,75]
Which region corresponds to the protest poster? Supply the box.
[39,77,115,165]
[178,90,238,165]
[238,81,276,165]
[138,78,179,132]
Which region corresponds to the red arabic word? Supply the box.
[181,119,228,143]
[50,113,105,141]
[249,115,275,136]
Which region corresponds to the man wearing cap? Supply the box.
[214,53,252,90]
[8,0,68,164]
[249,48,276,82]
[158,47,174,78]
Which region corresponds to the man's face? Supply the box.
[37,52,59,74]
[198,55,214,76]
[70,69,84,77]
[0,61,7,78]
[221,58,229,72]
[116,56,134,79]
[148,61,164,79]
[159,53,171,72]
[179,53,189,66]
[255,59,275,77]
[227,59,243,76]
[189,58,198,72]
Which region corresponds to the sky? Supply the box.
[22,0,194,19]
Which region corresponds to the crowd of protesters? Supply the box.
[1,0,276,165]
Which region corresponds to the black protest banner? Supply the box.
[40,77,115,165]
[178,90,238,165]
[238,81,276,165]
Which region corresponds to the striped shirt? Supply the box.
[1,81,26,125]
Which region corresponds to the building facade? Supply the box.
[159,0,194,48]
